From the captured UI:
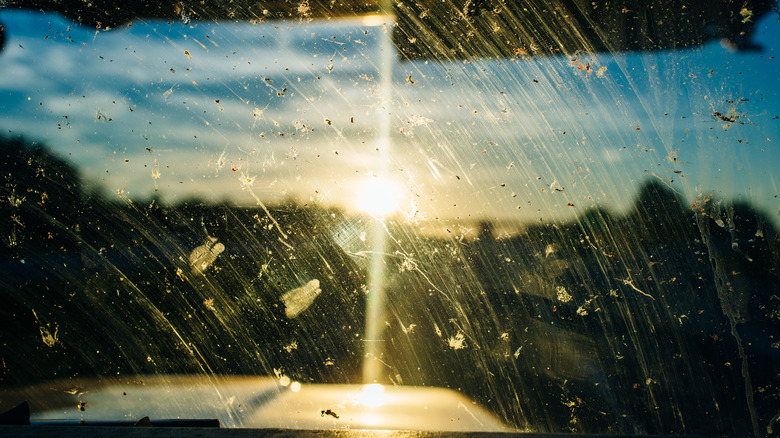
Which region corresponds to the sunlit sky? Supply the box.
[1,9,778,225]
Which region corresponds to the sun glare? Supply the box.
[356,178,401,216]
[357,383,387,407]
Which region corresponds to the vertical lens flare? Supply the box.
[362,0,396,385]
[362,218,388,383]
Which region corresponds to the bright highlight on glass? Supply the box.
[356,178,401,216]
[358,383,387,407]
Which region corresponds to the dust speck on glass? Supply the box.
[0,0,778,435]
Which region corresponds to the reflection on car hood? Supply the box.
[20,376,511,432]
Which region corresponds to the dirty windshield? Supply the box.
[1,0,779,435]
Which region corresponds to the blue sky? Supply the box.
[1,9,778,227]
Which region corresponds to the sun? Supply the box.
[356,177,401,216]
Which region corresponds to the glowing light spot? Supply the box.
[290,381,302,392]
[358,383,387,407]
[356,178,401,216]
[279,376,291,386]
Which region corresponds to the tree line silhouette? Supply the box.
[1,135,778,435]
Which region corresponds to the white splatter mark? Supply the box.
[577,296,597,316]
[7,194,23,207]
[297,0,310,15]
[239,172,256,189]
[447,331,467,350]
[151,159,161,185]
[281,279,321,318]
[399,114,433,135]
[556,285,573,302]
[162,84,178,100]
[32,309,58,347]
[283,341,298,352]
[189,237,225,273]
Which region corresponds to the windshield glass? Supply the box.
[1,0,779,435]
